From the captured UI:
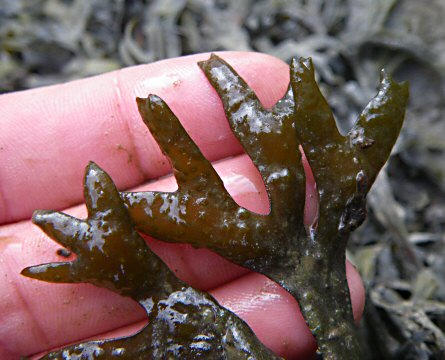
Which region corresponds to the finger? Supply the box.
[211,261,365,359]
[29,321,148,360]
[0,51,289,224]
[0,152,310,357]
[21,263,364,360]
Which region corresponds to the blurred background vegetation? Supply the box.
[1,0,445,358]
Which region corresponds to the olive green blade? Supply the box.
[349,71,409,187]
[199,54,305,219]
[22,162,184,301]
[23,164,281,360]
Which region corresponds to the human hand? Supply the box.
[0,52,364,359]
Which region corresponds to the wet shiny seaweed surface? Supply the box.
[22,55,408,359]
[22,163,280,360]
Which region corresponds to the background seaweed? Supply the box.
[2,0,445,358]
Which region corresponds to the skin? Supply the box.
[0,52,365,359]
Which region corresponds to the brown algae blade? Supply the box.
[122,55,408,358]
[21,54,408,359]
[22,163,281,359]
